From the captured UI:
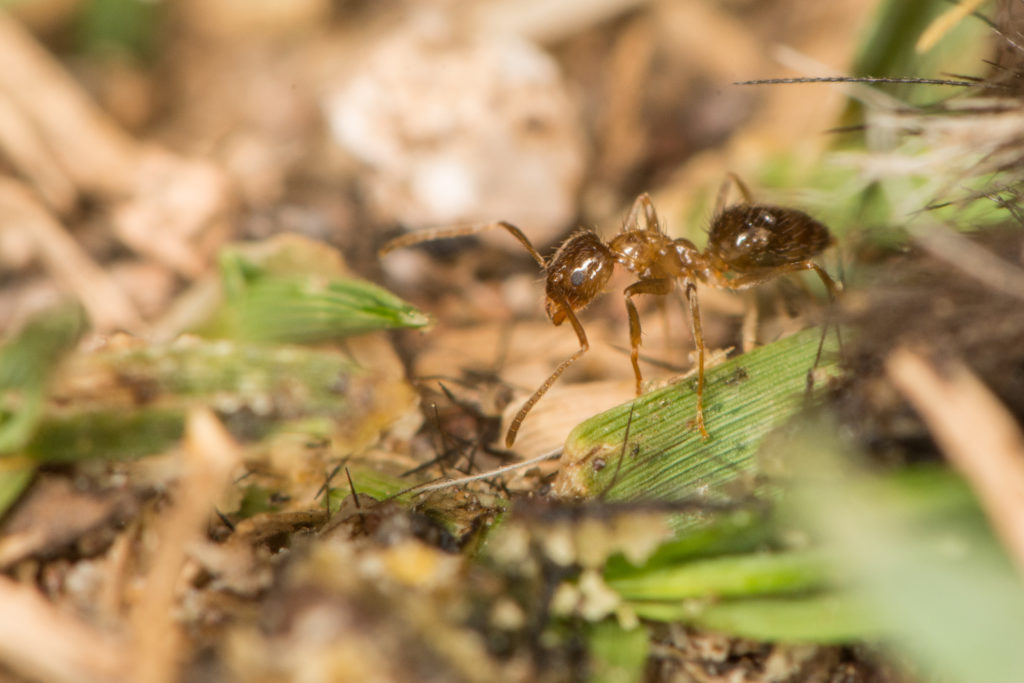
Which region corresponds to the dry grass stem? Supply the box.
[130,408,243,683]
[470,0,652,44]
[0,11,140,194]
[886,348,1024,574]
[0,13,233,281]
[410,447,562,496]
[910,223,1024,303]
[916,0,987,53]
[0,574,125,683]
[0,93,76,212]
[0,177,143,331]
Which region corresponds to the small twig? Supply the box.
[908,222,1024,303]
[0,575,125,683]
[736,76,1003,89]
[130,409,242,683]
[345,467,361,509]
[916,0,988,53]
[410,448,562,496]
[886,349,1024,575]
[0,177,142,331]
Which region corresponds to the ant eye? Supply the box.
[570,269,586,287]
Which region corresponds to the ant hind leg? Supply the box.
[714,173,756,215]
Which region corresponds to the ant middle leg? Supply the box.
[379,220,547,268]
[682,280,709,440]
[623,278,675,394]
[622,192,663,233]
[505,293,589,447]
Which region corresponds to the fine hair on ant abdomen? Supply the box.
[380,174,839,448]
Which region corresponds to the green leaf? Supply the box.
[0,461,34,519]
[780,427,1024,682]
[214,248,430,343]
[630,592,880,644]
[586,620,650,683]
[608,550,829,601]
[556,327,840,513]
[0,303,88,454]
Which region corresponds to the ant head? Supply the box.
[544,231,614,325]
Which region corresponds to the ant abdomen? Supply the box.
[708,204,833,273]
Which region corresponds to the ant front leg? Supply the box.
[379,220,547,268]
[624,278,674,394]
[505,293,589,448]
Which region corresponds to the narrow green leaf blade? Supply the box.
[557,327,839,509]
[608,550,829,601]
[629,592,880,644]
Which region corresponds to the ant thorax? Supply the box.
[607,230,677,279]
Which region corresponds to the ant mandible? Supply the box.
[380,174,839,448]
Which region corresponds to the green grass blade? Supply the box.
[556,327,840,510]
[17,341,382,462]
[585,620,649,683]
[214,249,429,343]
[0,461,34,519]
[629,592,880,644]
[607,550,829,601]
[782,428,1024,682]
[603,506,773,578]
[0,303,88,454]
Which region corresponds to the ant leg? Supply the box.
[505,294,589,447]
[809,263,842,300]
[715,261,839,298]
[622,193,662,233]
[624,278,675,394]
[682,279,710,440]
[380,221,546,268]
[714,173,756,215]
[740,290,759,353]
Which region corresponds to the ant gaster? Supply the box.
[381,174,839,448]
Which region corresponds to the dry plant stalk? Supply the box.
[0,574,125,683]
[886,348,1024,574]
[130,408,242,683]
[0,11,233,291]
[0,177,143,331]
[0,11,140,197]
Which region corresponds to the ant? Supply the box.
[380,174,839,448]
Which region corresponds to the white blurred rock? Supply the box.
[324,13,587,247]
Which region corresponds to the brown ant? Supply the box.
[380,174,839,448]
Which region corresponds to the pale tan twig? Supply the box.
[0,177,143,331]
[909,222,1024,303]
[0,93,76,212]
[410,448,562,496]
[0,574,125,683]
[130,409,242,683]
[0,11,140,194]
